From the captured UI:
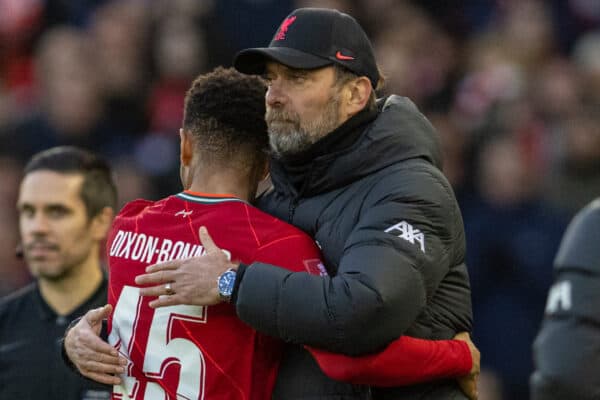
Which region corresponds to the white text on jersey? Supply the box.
[109,229,231,264]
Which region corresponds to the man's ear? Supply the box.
[180,128,193,166]
[91,206,115,241]
[342,76,372,118]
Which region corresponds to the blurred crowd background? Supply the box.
[1,0,599,399]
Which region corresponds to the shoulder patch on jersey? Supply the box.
[304,259,328,276]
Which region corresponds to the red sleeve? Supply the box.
[306,336,472,386]
[253,226,472,386]
[252,231,324,274]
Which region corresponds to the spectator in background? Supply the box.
[6,27,109,160]
[110,159,156,209]
[542,105,600,215]
[0,157,26,296]
[427,112,469,194]
[42,0,109,28]
[147,15,206,136]
[572,30,600,104]
[210,0,294,61]
[0,146,116,399]
[461,133,568,399]
[496,0,556,73]
[0,0,45,112]
[371,3,458,109]
[88,0,150,147]
[140,13,209,195]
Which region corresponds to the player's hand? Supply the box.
[64,304,127,385]
[454,332,480,400]
[135,226,237,308]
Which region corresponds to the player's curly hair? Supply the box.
[183,67,268,167]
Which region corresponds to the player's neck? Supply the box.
[187,170,255,202]
[38,251,103,316]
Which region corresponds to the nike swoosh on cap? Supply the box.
[335,51,355,60]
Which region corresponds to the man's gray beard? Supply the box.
[267,96,341,159]
[268,126,314,159]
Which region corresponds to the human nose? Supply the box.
[266,79,286,108]
[28,213,50,235]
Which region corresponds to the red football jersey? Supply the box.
[106,191,324,400]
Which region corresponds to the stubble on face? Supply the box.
[18,171,94,283]
[266,90,342,158]
[25,231,92,282]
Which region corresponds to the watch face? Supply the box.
[218,270,236,297]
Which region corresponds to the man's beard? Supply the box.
[266,93,341,159]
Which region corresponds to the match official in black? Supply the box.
[0,147,116,399]
[531,197,600,399]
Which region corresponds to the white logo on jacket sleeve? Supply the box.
[545,280,571,313]
[384,221,426,253]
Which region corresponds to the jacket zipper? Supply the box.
[287,166,311,224]
[288,198,298,223]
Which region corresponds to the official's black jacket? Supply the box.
[0,276,111,400]
[531,198,600,400]
[234,96,473,399]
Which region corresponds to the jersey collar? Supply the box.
[176,190,247,204]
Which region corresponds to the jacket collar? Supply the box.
[33,273,108,321]
[269,95,442,197]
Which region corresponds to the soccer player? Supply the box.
[106,66,330,399]
[0,146,115,399]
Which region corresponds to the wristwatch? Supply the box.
[217,268,237,303]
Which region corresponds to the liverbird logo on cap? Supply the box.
[274,15,297,41]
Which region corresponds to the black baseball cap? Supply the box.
[234,8,379,88]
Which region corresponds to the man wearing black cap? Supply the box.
[99,8,475,399]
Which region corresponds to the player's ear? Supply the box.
[180,128,193,166]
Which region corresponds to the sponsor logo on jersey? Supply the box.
[384,221,426,253]
[109,229,231,264]
[175,209,193,218]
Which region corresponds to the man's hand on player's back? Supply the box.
[454,332,480,399]
[135,227,236,308]
[64,305,126,385]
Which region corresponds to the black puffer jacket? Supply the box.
[531,198,600,400]
[235,95,473,399]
